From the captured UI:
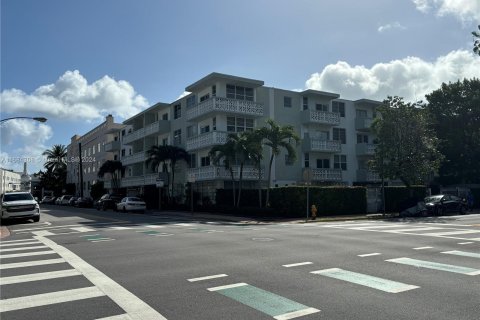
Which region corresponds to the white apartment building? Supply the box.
[66,115,125,197]
[0,168,22,194]
[98,73,381,207]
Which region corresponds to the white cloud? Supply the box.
[378,22,407,33]
[412,0,480,22]
[0,70,149,122]
[305,50,480,102]
[176,91,191,100]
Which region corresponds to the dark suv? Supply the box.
[95,194,122,211]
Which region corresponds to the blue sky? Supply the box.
[1,0,479,173]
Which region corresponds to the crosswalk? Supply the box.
[0,234,167,319]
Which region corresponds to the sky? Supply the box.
[1,0,479,173]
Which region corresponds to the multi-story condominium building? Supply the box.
[0,168,22,194]
[97,73,381,207]
[66,115,124,197]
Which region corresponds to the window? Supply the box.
[122,130,125,136]
[88,148,91,156]
[227,117,254,132]
[92,166,96,172]
[357,134,369,144]
[212,117,216,131]
[226,84,254,101]
[201,156,210,167]
[173,129,182,145]
[334,155,347,170]
[121,149,125,157]
[186,95,196,108]
[284,96,292,108]
[332,101,345,117]
[200,125,210,134]
[333,128,346,144]
[189,154,197,168]
[174,104,181,119]
[303,97,308,110]
[285,154,294,166]
[162,113,168,120]
[200,94,210,102]
[316,103,328,112]
[304,153,310,168]
[356,109,368,118]
[187,125,195,138]
[316,159,330,169]
[212,85,216,97]
[236,117,245,132]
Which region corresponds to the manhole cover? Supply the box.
[252,237,274,242]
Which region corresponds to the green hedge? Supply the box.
[216,189,266,207]
[383,186,427,212]
[470,188,480,209]
[269,186,367,217]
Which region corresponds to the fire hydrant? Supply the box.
[311,205,317,220]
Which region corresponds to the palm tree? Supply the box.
[145,145,189,200]
[97,160,125,192]
[256,119,300,207]
[209,138,238,206]
[42,144,67,173]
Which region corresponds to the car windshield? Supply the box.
[128,197,143,202]
[3,193,34,201]
[425,195,443,202]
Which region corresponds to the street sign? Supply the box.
[156,178,164,188]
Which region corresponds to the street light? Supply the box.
[0,117,47,124]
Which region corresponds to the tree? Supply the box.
[36,168,67,196]
[97,160,125,193]
[90,181,106,200]
[209,137,238,206]
[371,96,443,188]
[256,119,300,207]
[473,25,480,56]
[42,144,67,173]
[425,79,480,184]
[145,145,189,201]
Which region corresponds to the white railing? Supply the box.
[144,120,170,136]
[355,117,373,131]
[104,141,121,152]
[357,169,380,182]
[121,152,145,166]
[356,143,376,155]
[309,139,341,152]
[311,168,342,181]
[187,166,263,181]
[186,97,264,121]
[302,110,340,125]
[186,131,228,151]
[123,128,145,144]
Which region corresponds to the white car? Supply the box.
[59,195,73,205]
[1,192,40,222]
[116,197,146,213]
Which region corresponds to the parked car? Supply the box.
[116,197,146,213]
[95,194,122,211]
[55,197,62,205]
[68,197,79,206]
[58,195,73,206]
[75,197,94,208]
[41,196,56,204]
[424,194,468,215]
[0,192,40,222]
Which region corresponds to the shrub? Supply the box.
[383,186,427,212]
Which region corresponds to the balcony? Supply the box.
[144,120,170,137]
[123,128,145,144]
[302,138,341,153]
[186,131,228,152]
[301,110,340,126]
[356,143,376,156]
[121,152,145,166]
[357,169,380,182]
[186,97,264,121]
[104,141,121,152]
[355,117,374,131]
[310,168,343,182]
[104,173,159,189]
[187,166,263,182]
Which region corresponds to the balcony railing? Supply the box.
[104,173,159,189]
[357,169,380,182]
[186,97,264,121]
[186,131,228,152]
[187,165,263,182]
[310,168,342,181]
[303,138,341,153]
[301,110,340,125]
[145,120,170,137]
[104,141,121,152]
[355,117,373,131]
[121,152,145,166]
[356,143,376,156]
[123,128,145,144]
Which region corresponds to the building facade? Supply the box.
[96,73,381,206]
[0,168,22,194]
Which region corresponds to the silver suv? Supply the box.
[1,192,40,222]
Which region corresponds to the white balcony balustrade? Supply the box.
[310,168,343,181]
[187,166,263,181]
[303,138,341,153]
[357,169,380,182]
[356,143,376,156]
[301,110,340,125]
[104,141,121,152]
[123,128,145,144]
[121,152,145,166]
[355,117,374,131]
[186,131,228,152]
[186,97,264,121]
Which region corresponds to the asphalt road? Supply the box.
[1,205,479,320]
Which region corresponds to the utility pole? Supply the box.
[78,142,84,198]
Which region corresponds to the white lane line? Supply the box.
[441,250,480,259]
[389,227,444,233]
[326,223,378,228]
[71,227,96,232]
[469,238,480,241]
[424,223,473,227]
[0,241,40,247]
[91,239,115,243]
[0,269,81,285]
[187,274,228,282]
[413,247,433,250]
[143,225,164,229]
[33,233,168,320]
[154,233,174,237]
[274,307,321,320]
[282,262,313,268]
[352,225,406,230]
[424,230,480,236]
[110,226,133,230]
[0,245,48,253]
[358,253,382,257]
[0,286,105,312]
[208,283,248,291]
[0,250,56,259]
[458,242,474,245]
[96,314,133,320]
[0,258,66,270]
[0,238,38,243]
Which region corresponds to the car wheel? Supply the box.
[441,206,446,215]
[33,216,40,222]
[122,206,127,213]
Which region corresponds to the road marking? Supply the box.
[441,250,480,259]
[311,268,419,293]
[0,258,66,270]
[0,269,81,285]
[413,247,433,250]
[0,238,39,243]
[91,239,115,243]
[143,225,164,229]
[71,227,96,232]
[0,250,56,259]
[207,282,320,319]
[424,230,480,236]
[188,274,228,282]
[352,225,406,230]
[386,257,480,275]
[283,262,313,268]
[458,242,474,245]
[0,240,40,247]
[0,245,48,253]
[33,233,168,319]
[468,238,480,241]
[424,223,473,227]
[389,227,444,233]
[110,226,133,230]
[358,253,381,257]
[96,314,133,320]
[326,223,377,228]
[0,286,105,312]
